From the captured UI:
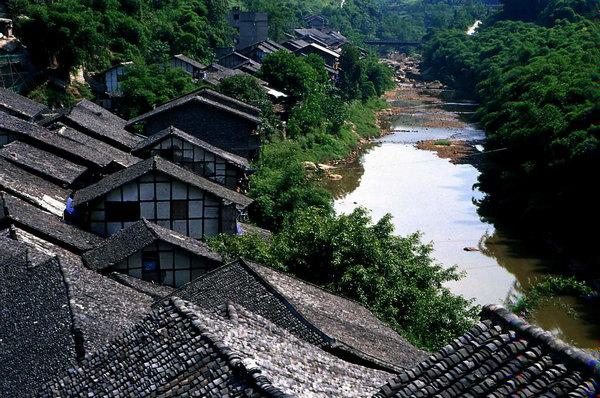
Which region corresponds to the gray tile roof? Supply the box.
[37,298,391,397]
[172,53,207,70]
[0,111,139,170]
[0,192,103,253]
[127,88,261,126]
[83,219,222,271]
[132,125,251,171]
[0,87,50,120]
[58,99,144,150]
[109,272,174,300]
[0,157,68,216]
[11,228,158,356]
[0,141,88,186]
[36,298,292,398]
[50,124,140,169]
[375,304,600,397]
[0,238,78,398]
[73,156,253,208]
[238,222,272,240]
[167,259,426,372]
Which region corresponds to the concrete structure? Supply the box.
[228,11,269,50]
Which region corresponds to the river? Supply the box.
[324,85,600,349]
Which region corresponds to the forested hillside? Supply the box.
[243,0,491,42]
[422,0,600,265]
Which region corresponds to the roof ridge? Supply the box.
[481,304,600,377]
[171,297,294,398]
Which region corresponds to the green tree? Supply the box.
[118,64,198,118]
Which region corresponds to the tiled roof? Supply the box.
[83,219,222,271]
[0,87,49,120]
[50,124,140,169]
[10,228,158,356]
[73,156,253,208]
[0,192,103,253]
[46,99,144,150]
[203,63,247,85]
[0,141,88,186]
[132,125,251,171]
[109,272,174,300]
[37,298,392,397]
[375,304,600,397]
[282,39,310,51]
[0,157,68,216]
[172,53,207,70]
[0,238,77,398]
[238,222,272,240]
[0,111,139,170]
[167,259,426,372]
[127,88,261,126]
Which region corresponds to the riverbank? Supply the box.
[323,75,600,349]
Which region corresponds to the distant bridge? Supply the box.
[364,40,422,48]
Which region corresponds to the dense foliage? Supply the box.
[210,208,478,350]
[422,1,600,261]
[241,0,490,44]
[508,276,593,318]
[9,0,232,72]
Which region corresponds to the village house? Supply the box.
[237,39,288,63]
[167,259,426,372]
[1,110,139,176]
[169,53,207,80]
[0,87,50,121]
[217,51,262,75]
[39,99,143,151]
[72,156,253,239]
[36,297,392,398]
[83,219,223,287]
[97,62,132,97]
[132,126,252,191]
[0,232,171,398]
[127,89,262,159]
[293,27,348,50]
[295,42,341,70]
[0,141,89,188]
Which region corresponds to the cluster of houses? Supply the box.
[1,11,600,398]
[93,12,347,110]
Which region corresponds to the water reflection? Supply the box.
[325,129,600,348]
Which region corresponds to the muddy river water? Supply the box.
[324,86,599,349]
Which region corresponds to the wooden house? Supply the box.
[296,42,340,69]
[72,156,253,239]
[127,89,262,159]
[170,54,206,80]
[238,39,288,63]
[132,126,252,192]
[83,219,222,287]
[39,99,143,151]
[99,62,132,97]
[304,15,328,30]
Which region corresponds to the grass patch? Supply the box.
[434,139,452,146]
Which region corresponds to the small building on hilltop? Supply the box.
[0,87,50,121]
[375,304,600,397]
[164,259,427,372]
[127,89,262,159]
[132,126,252,192]
[228,10,269,51]
[40,99,143,151]
[304,14,328,30]
[83,219,222,287]
[72,156,252,238]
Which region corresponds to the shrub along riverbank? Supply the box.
[421,0,600,270]
[209,47,480,351]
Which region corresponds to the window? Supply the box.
[142,251,160,284]
[171,200,188,220]
[105,201,140,222]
